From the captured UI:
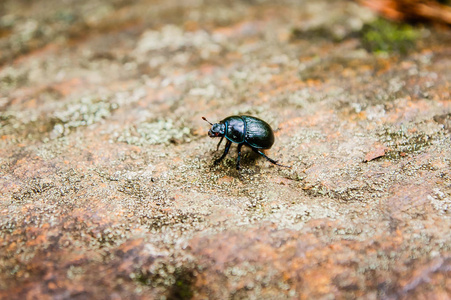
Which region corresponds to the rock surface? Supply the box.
[1,0,450,299]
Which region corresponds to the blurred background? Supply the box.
[1,1,450,299]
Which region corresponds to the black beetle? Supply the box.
[202,115,290,170]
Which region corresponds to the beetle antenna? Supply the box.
[202,117,213,125]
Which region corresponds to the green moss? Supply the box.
[379,127,432,160]
[132,267,194,299]
[361,19,419,54]
[168,269,194,300]
[133,271,152,285]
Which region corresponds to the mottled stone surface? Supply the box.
[1,0,450,299]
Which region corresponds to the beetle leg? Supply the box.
[214,140,232,165]
[216,136,224,151]
[236,144,243,170]
[252,148,291,168]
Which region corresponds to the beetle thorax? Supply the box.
[208,123,225,137]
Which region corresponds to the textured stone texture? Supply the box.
[1,0,450,299]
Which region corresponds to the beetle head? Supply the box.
[208,123,225,137]
[202,117,225,138]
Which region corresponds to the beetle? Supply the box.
[202,115,290,170]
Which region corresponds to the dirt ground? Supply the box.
[0,0,450,299]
